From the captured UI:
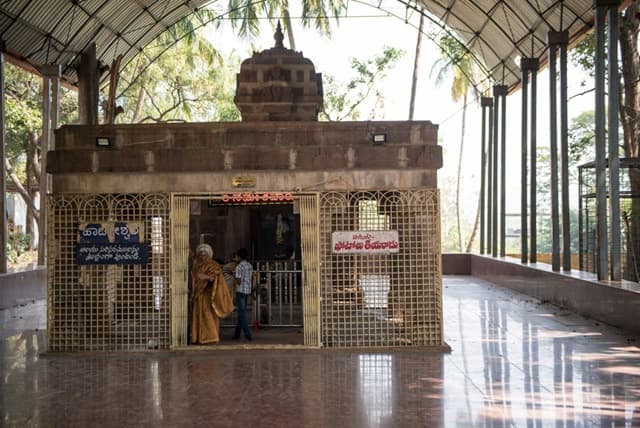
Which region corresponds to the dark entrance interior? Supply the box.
[188,198,304,346]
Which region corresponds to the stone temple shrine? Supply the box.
[45,24,444,352]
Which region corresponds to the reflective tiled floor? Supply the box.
[2,276,640,427]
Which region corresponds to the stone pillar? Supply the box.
[78,43,99,125]
[37,64,61,266]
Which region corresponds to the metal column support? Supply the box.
[578,165,584,271]
[480,97,493,255]
[496,85,508,258]
[37,64,61,266]
[491,86,501,257]
[548,32,562,271]
[480,103,486,254]
[529,60,539,263]
[607,1,622,281]
[480,97,493,254]
[594,4,608,280]
[557,31,571,272]
[487,98,495,256]
[0,41,5,273]
[521,58,539,264]
[520,62,529,263]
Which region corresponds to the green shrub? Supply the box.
[6,232,31,263]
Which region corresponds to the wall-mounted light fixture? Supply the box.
[372,132,387,145]
[96,137,111,147]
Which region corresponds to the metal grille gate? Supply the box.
[47,193,171,352]
[249,260,303,327]
[318,190,442,348]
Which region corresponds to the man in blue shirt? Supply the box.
[233,248,253,341]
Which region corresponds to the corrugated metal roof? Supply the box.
[421,0,596,90]
[0,0,603,90]
[0,0,213,84]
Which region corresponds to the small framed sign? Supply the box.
[232,176,257,188]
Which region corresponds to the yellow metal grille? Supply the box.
[170,195,190,347]
[47,193,170,352]
[47,191,438,351]
[319,190,442,348]
[299,194,321,346]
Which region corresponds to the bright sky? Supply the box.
[204,1,596,241]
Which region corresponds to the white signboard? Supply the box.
[331,231,400,254]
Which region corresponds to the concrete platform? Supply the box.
[2,275,639,427]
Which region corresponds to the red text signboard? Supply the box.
[220,192,294,203]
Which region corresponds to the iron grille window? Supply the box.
[319,190,442,348]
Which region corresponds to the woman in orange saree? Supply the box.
[191,244,234,344]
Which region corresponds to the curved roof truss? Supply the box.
[0,0,607,92]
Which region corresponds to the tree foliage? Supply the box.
[5,63,77,257]
[320,46,404,121]
[568,110,596,166]
[113,15,240,123]
[226,0,346,45]
[5,67,41,171]
[430,33,482,252]
[570,32,596,79]
[430,34,481,102]
[5,64,77,178]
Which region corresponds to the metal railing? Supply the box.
[224,259,303,328]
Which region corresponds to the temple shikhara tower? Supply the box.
[235,23,323,121]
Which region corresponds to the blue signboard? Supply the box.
[75,243,149,265]
[76,221,148,265]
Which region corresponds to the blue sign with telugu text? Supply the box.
[75,243,149,265]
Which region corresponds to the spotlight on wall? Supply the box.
[371,132,387,145]
[96,137,111,147]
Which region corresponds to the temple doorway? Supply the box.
[187,195,305,346]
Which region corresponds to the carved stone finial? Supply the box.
[274,21,284,48]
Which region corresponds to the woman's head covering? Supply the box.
[196,243,213,259]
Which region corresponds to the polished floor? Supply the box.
[2,276,639,427]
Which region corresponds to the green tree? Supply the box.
[226,0,346,50]
[568,110,596,167]
[112,14,239,123]
[5,63,77,254]
[430,34,482,252]
[320,47,404,121]
[7,14,237,265]
[536,144,581,255]
[529,113,603,260]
